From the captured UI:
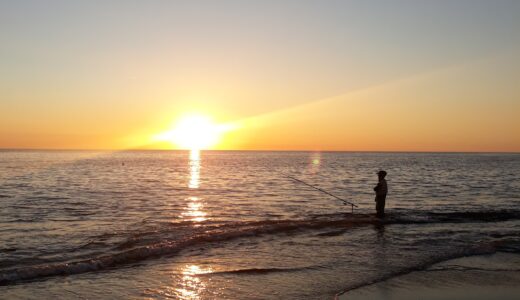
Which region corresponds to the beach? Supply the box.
[338,252,520,300]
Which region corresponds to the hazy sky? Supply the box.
[1,0,519,151]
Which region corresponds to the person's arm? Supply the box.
[374,182,386,196]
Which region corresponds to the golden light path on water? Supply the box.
[177,149,209,299]
[182,149,207,223]
[188,149,201,189]
[176,265,214,300]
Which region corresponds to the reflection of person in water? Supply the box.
[374,170,388,218]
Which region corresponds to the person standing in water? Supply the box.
[374,170,388,218]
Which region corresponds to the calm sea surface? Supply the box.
[1,150,520,299]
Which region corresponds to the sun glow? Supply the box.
[154,114,235,150]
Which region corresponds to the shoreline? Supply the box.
[337,251,520,300]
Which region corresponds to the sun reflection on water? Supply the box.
[183,149,207,223]
[176,264,213,299]
[189,150,200,189]
[182,196,207,223]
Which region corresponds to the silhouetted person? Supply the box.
[374,170,387,218]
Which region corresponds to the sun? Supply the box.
[154,114,233,150]
[172,115,219,150]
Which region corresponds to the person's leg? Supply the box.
[376,199,383,218]
[380,195,386,217]
[376,196,386,218]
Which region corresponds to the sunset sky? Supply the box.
[1,0,519,151]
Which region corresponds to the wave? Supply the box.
[2,210,520,286]
[25,196,71,201]
[334,243,504,299]
[0,214,374,285]
[203,266,313,276]
[0,248,17,253]
[424,211,520,223]
[428,265,520,272]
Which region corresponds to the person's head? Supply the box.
[377,170,387,180]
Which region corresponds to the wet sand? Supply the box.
[337,252,520,300]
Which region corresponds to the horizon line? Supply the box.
[0,148,518,154]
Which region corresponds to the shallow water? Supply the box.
[341,252,520,300]
[0,150,519,299]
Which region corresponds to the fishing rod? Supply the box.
[284,174,358,213]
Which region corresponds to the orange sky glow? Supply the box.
[1,1,519,152]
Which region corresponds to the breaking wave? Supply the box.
[1,209,520,286]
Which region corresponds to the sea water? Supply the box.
[0,150,519,299]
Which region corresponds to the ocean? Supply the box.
[1,150,519,299]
